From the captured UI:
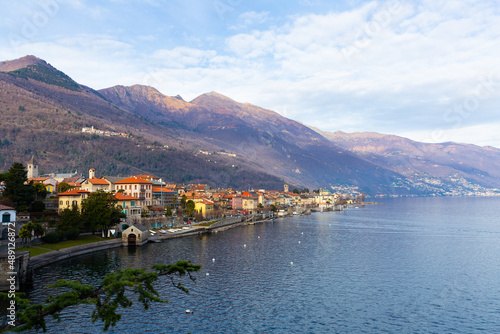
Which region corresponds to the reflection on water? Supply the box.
[26,197,500,333]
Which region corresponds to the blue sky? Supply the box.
[1,0,499,148]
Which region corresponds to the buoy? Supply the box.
[243,244,247,248]
[206,273,210,276]
[290,262,294,265]
[298,241,301,244]
[212,258,215,262]
[301,232,304,235]
[186,309,192,314]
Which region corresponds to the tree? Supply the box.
[165,206,172,216]
[19,223,34,248]
[30,200,46,213]
[3,162,35,208]
[18,222,46,247]
[292,188,299,194]
[57,182,74,193]
[0,261,201,332]
[57,206,83,232]
[81,190,124,236]
[180,195,187,209]
[33,183,48,201]
[32,222,46,238]
[185,200,195,216]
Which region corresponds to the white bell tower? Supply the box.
[27,156,38,178]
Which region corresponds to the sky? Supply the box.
[1,0,499,148]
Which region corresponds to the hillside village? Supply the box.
[0,156,358,242]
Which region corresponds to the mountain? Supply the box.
[316,130,500,195]
[1,55,498,196]
[99,86,413,195]
[0,56,283,190]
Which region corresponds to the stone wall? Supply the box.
[0,251,30,291]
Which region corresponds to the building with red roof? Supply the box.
[57,189,91,213]
[114,192,141,217]
[114,176,154,207]
[80,178,112,192]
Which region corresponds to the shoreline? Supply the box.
[26,216,276,272]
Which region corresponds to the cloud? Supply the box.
[151,47,217,68]
[230,11,270,30]
[1,0,499,148]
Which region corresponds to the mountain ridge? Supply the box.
[1,55,499,196]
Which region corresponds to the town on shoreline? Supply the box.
[1,156,365,245]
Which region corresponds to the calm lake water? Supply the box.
[26,197,500,333]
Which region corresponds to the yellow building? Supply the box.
[195,200,214,216]
[57,189,91,213]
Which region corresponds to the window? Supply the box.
[2,213,11,223]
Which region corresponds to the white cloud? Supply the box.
[1,0,499,148]
[230,11,270,30]
[151,47,217,69]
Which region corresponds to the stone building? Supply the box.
[121,223,149,246]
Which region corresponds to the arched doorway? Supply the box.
[128,233,136,246]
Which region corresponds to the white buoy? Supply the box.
[298,241,301,244]
[206,273,210,276]
[301,232,304,235]
[212,258,215,262]
[290,262,294,265]
[244,244,247,248]
[258,236,260,238]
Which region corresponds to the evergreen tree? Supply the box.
[0,261,201,332]
[3,162,35,208]
[185,200,195,216]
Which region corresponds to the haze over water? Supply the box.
[28,197,500,333]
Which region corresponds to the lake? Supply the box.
[26,197,500,333]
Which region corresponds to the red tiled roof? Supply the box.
[114,193,139,201]
[86,178,110,185]
[114,176,153,184]
[0,205,15,211]
[58,189,90,196]
[152,186,177,193]
[28,177,50,182]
